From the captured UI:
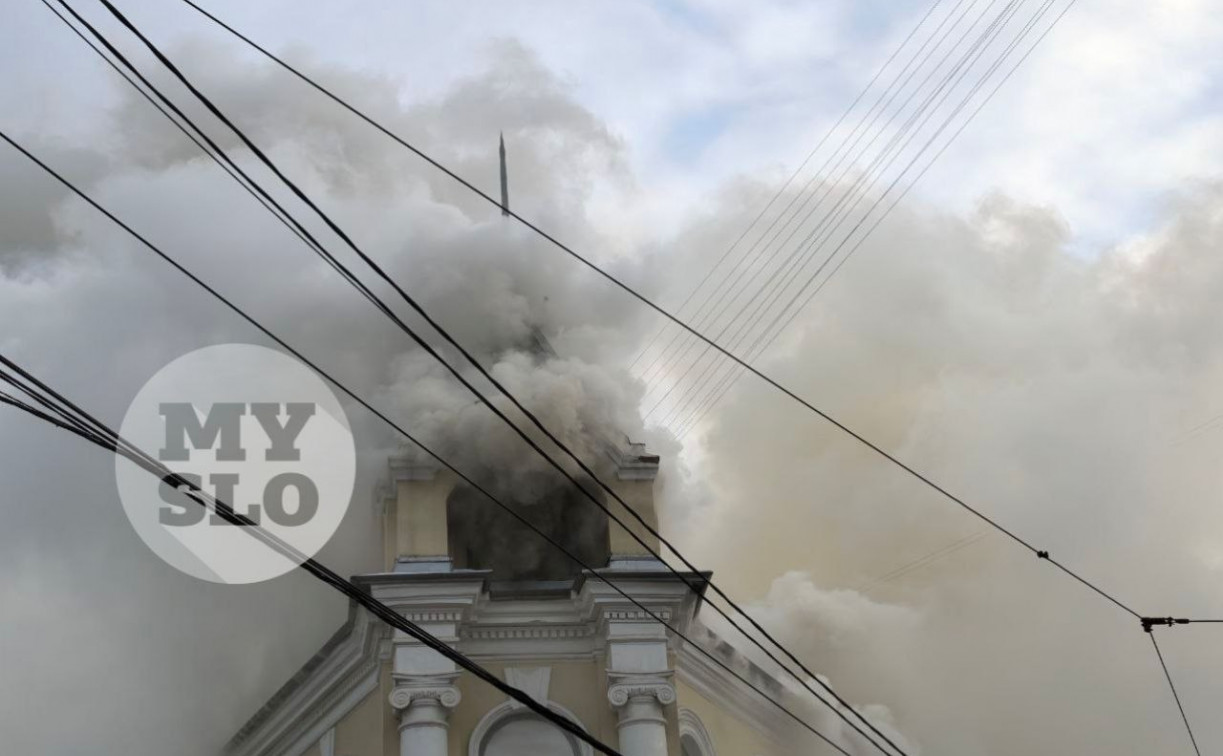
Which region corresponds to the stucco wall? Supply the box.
[675,677,783,756]
[448,659,622,755]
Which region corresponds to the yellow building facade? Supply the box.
[227,444,796,756]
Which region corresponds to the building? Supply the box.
[226,441,799,756]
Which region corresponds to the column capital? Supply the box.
[606,672,676,708]
[389,674,462,712]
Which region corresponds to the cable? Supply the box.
[38,0,300,263]
[632,0,952,384]
[0,129,861,756]
[636,0,978,393]
[93,7,1221,753]
[39,0,388,317]
[166,0,1107,617]
[1148,631,1202,756]
[39,3,877,749]
[87,4,908,752]
[0,355,623,756]
[675,0,1068,437]
[45,4,894,749]
[163,0,1150,729]
[664,0,1038,431]
[857,531,991,592]
[651,0,1019,427]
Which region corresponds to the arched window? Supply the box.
[678,708,716,756]
[480,711,579,755]
[470,702,593,756]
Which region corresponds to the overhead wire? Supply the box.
[40,2,1215,751]
[674,0,1067,436]
[661,0,1035,431]
[629,0,948,374]
[856,531,991,593]
[0,354,624,756]
[0,126,866,756]
[170,0,1147,671]
[650,0,1020,427]
[80,2,912,752]
[1147,631,1202,756]
[635,0,978,393]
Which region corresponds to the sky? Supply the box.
[2,0,1223,754]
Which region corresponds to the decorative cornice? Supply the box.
[401,609,465,624]
[462,624,596,641]
[225,606,386,756]
[602,608,673,623]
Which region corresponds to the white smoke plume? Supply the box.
[3,14,1223,756]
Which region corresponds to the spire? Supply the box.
[499,132,509,217]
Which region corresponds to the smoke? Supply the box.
[4,14,1223,756]
[0,37,648,755]
[665,183,1223,753]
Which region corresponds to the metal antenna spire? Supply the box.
[499,131,509,217]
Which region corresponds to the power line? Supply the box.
[84,3,909,752]
[857,531,991,592]
[0,128,863,756]
[637,0,980,395]
[169,0,1146,690]
[21,2,1207,752]
[675,0,1070,437]
[37,0,387,316]
[41,0,880,746]
[1147,630,1202,756]
[166,0,1141,629]
[633,0,956,386]
[0,354,625,756]
[664,0,1040,432]
[652,0,1023,428]
[61,5,1223,753]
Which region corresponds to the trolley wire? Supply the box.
[0,127,866,756]
[0,354,624,756]
[78,2,915,752]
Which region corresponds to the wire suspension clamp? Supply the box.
[1142,617,1191,633]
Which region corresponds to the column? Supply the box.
[389,677,461,756]
[608,674,675,756]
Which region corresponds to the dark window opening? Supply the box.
[447,480,609,581]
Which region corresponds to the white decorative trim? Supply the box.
[675,639,789,743]
[227,609,386,756]
[463,625,595,641]
[678,708,717,756]
[317,728,335,756]
[468,700,593,756]
[389,675,462,711]
[606,672,677,708]
[504,667,551,705]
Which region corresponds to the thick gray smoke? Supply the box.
[4,16,1223,756]
[0,37,651,755]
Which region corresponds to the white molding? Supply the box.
[226,608,386,756]
[675,638,788,744]
[467,699,593,756]
[504,667,551,705]
[678,708,717,756]
[317,728,335,756]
